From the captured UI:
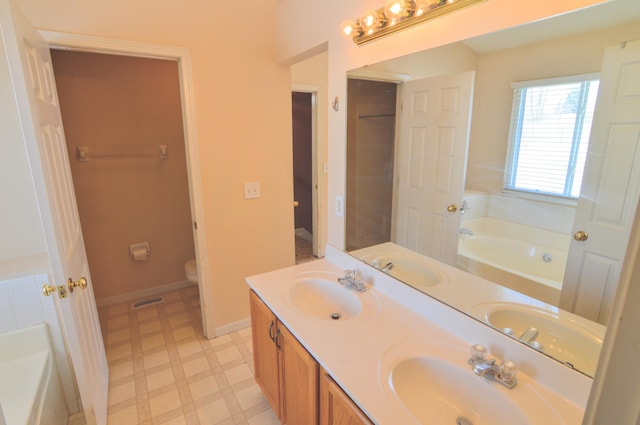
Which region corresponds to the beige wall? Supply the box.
[467,22,640,193]
[51,51,195,301]
[13,0,294,327]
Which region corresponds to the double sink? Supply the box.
[279,270,575,424]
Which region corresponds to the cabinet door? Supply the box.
[250,291,281,417]
[279,324,319,425]
[320,370,373,425]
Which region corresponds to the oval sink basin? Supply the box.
[362,254,447,289]
[470,303,604,375]
[381,344,565,425]
[391,356,531,425]
[286,273,364,321]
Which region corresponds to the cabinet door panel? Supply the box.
[280,324,318,425]
[320,370,373,425]
[250,291,280,417]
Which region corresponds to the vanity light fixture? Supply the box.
[340,0,485,45]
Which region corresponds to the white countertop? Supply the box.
[245,246,590,425]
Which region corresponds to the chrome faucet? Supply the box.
[519,327,538,343]
[460,199,471,215]
[468,344,518,389]
[459,227,474,236]
[503,327,545,352]
[337,269,366,292]
[518,327,544,351]
[381,262,394,273]
[371,259,394,274]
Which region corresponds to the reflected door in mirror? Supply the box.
[395,71,475,265]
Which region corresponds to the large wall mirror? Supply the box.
[345,1,640,378]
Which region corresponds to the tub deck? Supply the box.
[0,351,51,425]
[457,217,570,305]
[0,324,67,425]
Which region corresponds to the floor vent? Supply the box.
[132,296,164,309]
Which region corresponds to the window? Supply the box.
[504,74,600,199]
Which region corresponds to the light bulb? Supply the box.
[359,9,379,34]
[340,20,358,37]
[384,0,406,23]
[414,0,440,16]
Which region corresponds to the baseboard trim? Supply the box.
[96,280,197,307]
[295,227,313,242]
[214,318,251,337]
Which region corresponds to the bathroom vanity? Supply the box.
[250,290,372,425]
[246,246,591,425]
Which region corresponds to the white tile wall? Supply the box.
[0,274,79,413]
[462,190,576,234]
[487,192,576,233]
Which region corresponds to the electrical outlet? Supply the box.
[244,181,261,199]
[335,195,344,217]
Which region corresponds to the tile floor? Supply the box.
[295,234,317,265]
[97,285,280,425]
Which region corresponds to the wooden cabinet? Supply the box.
[250,289,281,417]
[320,368,374,425]
[250,290,318,425]
[279,324,319,424]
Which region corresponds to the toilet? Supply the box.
[184,258,198,283]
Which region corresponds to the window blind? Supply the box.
[505,75,600,199]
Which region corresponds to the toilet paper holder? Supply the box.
[130,242,150,260]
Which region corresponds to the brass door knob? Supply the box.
[42,283,57,296]
[293,200,299,207]
[42,284,67,298]
[447,204,458,213]
[68,277,88,293]
[573,230,589,242]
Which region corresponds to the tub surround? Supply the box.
[0,254,49,281]
[0,272,79,414]
[0,323,68,425]
[246,246,591,424]
[457,216,570,305]
[462,191,577,235]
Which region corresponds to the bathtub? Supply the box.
[457,217,571,306]
[0,324,68,425]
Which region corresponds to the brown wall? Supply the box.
[346,79,397,251]
[292,92,313,234]
[51,50,195,301]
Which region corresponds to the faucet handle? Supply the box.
[342,269,356,279]
[500,360,518,381]
[500,360,518,384]
[470,344,488,364]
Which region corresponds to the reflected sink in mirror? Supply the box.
[362,255,445,289]
[381,343,567,425]
[284,271,378,321]
[470,302,605,376]
[351,243,449,290]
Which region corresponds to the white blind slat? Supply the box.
[504,75,600,199]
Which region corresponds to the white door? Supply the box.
[1,1,108,424]
[560,40,640,325]
[394,71,474,265]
